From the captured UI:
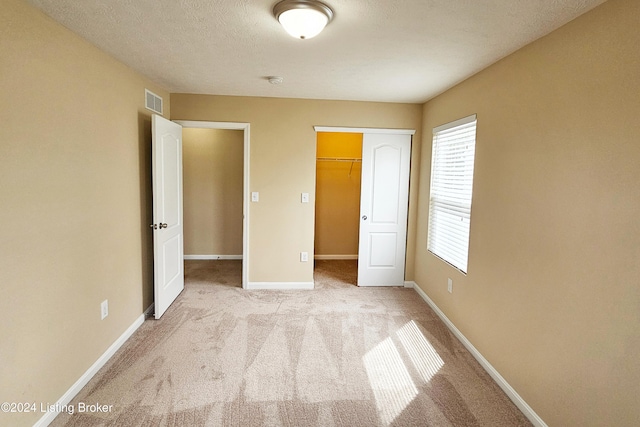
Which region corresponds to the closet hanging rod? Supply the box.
[316,157,362,162]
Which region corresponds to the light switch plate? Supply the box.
[251,192,259,202]
[101,300,108,320]
[301,193,309,203]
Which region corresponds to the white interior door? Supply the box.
[152,114,184,318]
[358,133,412,286]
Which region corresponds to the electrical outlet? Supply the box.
[447,278,453,293]
[101,300,108,320]
[300,252,308,262]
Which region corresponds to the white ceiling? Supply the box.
[27,0,606,104]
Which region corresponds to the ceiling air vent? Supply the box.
[145,89,163,115]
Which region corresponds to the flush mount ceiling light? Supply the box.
[273,0,334,40]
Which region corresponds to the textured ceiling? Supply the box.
[27,0,606,103]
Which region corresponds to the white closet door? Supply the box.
[358,133,411,286]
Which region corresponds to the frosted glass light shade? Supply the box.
[278,8,328,39]
[273,0,334,40]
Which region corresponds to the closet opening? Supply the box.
[313,132,363,288]
[313,126,414,288]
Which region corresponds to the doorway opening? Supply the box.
[314,132,362,288]
[175,121,250,289]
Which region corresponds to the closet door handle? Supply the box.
[160,223,168,229]
[362,215,368,221]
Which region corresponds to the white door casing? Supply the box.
[152,114,184,318]
[357,133,412,286]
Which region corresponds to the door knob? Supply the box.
[149,224,158,229]
[160,223,168,229]
[362,215,368,221]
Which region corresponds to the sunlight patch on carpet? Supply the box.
[363,337,418,425]
[397,320,444,384]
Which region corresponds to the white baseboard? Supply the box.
[403,281,416,288]
[314,255,358,260]
[246,281,314,290]
[412,284,547,427]
[34,305,152,427]
[184,255,242,260]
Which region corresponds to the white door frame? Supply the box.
[175,120,250,289]
[313,126,415,284]
[314,127,415,136]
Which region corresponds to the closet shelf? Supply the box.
[316,157,362,162]
[317,157,362,177]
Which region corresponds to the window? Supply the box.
[427,114,477,273]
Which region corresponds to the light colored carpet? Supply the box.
[51,260,532,426]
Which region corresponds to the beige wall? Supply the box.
[315,132,363,256]
[0,1,169,425]
[171,95,422,283]
[415,0,640,425]
[183,128,244,256]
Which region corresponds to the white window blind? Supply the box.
[427,114,477,273]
